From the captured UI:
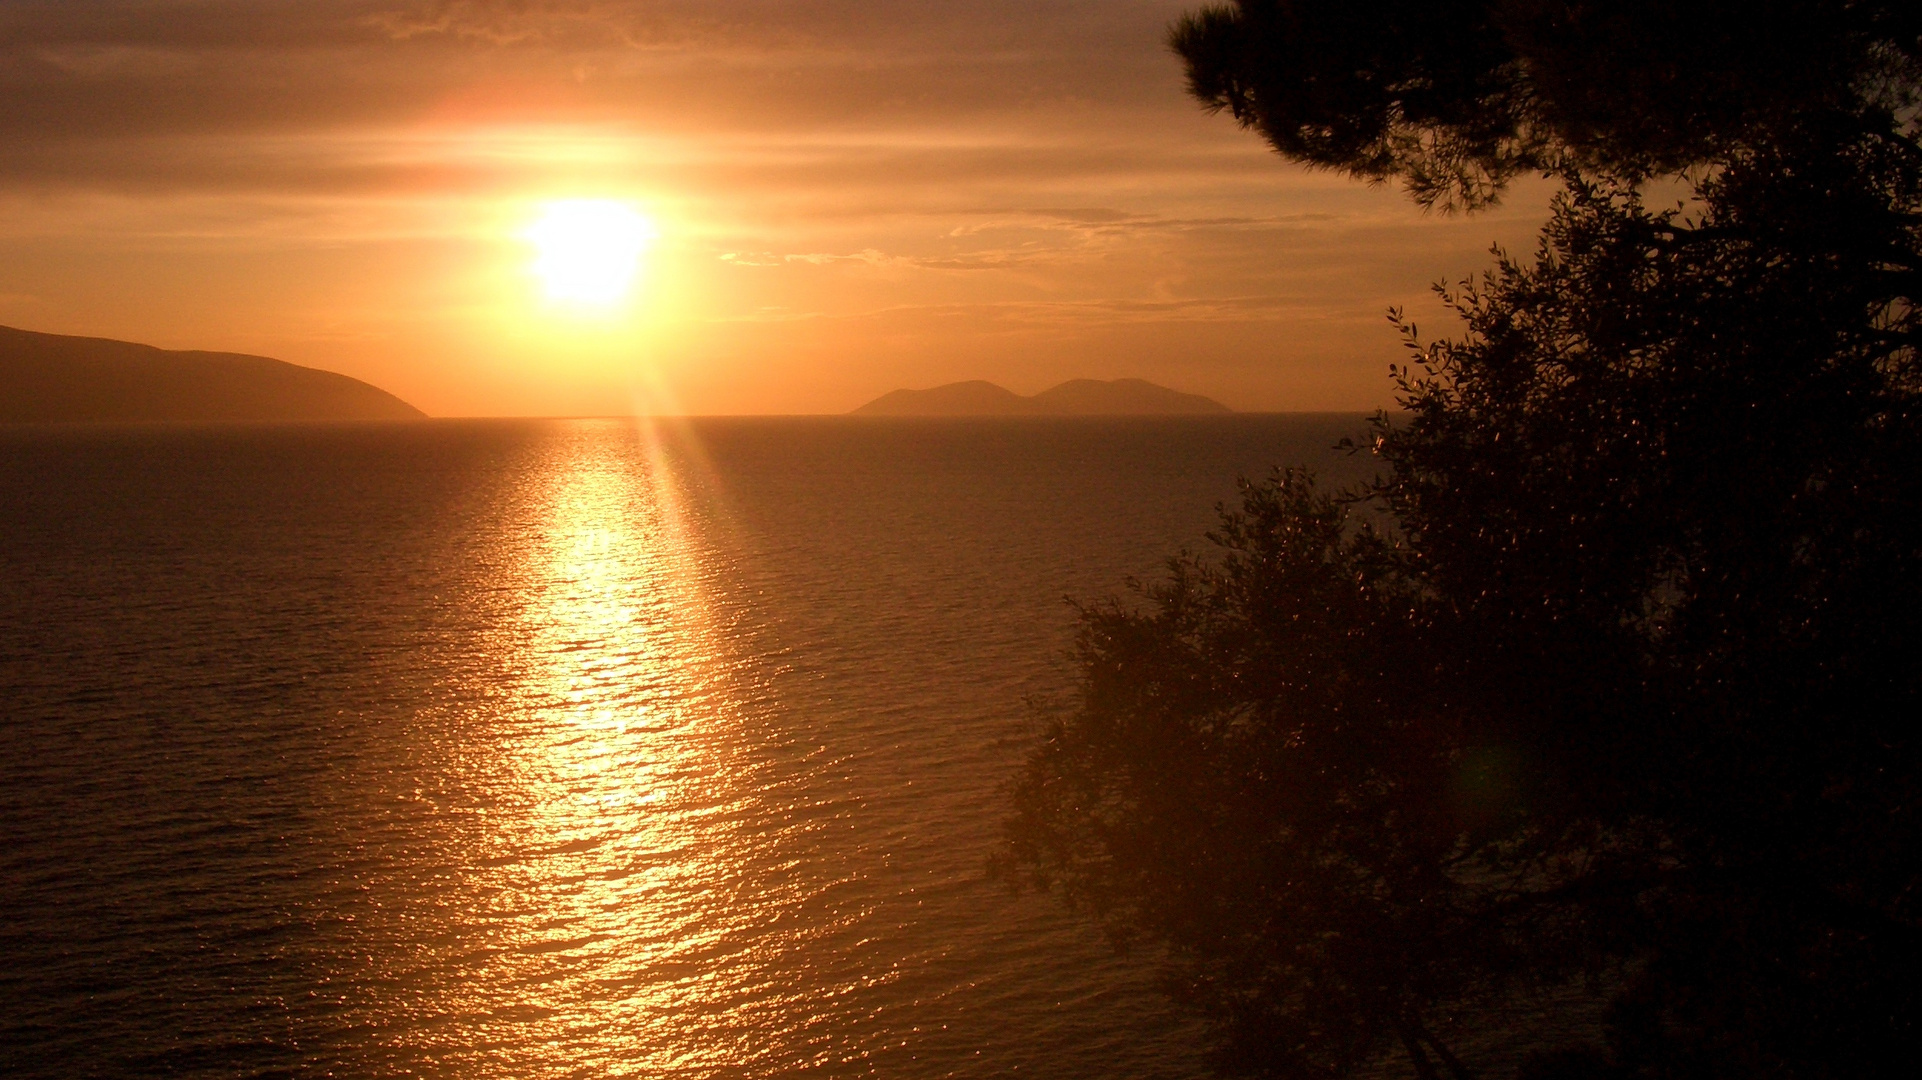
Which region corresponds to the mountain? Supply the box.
[853,378,1230,416]
[852,380,1036,416]
[1029,378,1231,415]
[0,325,425,424]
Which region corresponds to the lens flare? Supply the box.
[525,199,656,306]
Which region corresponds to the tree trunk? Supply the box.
[1417,1021,1477,1080]
[1397,1023,1443,1080]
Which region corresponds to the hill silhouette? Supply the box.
[854,378,1229,416]
[0,325,425,423]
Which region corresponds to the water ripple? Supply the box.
[0,415,1375,1078]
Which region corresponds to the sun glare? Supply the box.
[525,199,656,307]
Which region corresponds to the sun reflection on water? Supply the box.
[431,419,797,1077]
[0,415,1256,1079]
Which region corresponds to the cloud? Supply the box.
[852,294,1329,325]
[360,1,738,48]
[779,249,894,266]
[705,292,1310,322]
[944,208,1342,237]
[0,2,1200,141]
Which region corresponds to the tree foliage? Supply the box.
[1005,4,1922,1077]
[1171,0,1922,208]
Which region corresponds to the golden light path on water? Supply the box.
[2,414,1357,1079]
[407,421,869,1077]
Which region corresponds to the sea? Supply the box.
[0,415,1381,1079]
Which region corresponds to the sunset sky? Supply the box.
[0,1,1554,416]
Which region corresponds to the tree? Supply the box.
[1170,0,1921,208]
[1005,474,1569,1078]
[1005,4,1922,1077]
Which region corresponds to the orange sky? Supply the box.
[0,1,1554,416]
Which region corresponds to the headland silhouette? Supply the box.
[0,325,424,423]
[853,378,1230,416]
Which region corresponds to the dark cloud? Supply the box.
[0,0,1204,200]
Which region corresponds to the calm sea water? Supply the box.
[0,415,1377,1079]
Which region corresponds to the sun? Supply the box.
[524,199,657,307]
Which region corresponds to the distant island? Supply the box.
[0,325,425,424]
[853,378,1230,416]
